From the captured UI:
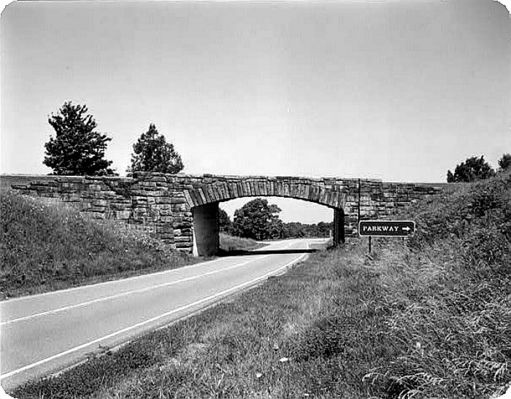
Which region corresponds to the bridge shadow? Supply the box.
[217,240,334,257]
[217,248,319,257]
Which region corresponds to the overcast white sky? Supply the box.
[1,0,510,222]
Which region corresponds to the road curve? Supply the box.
[0,238,326,389]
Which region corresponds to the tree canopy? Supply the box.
[227,198,333,240]
[43,102,114,176]
[498,153,511,172]
[218,208,232,233]
[231,198,283,240]
[447,156,495,183]
[129,124,184,174]
[281,221,332,239]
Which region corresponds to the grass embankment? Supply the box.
[0,191,196,298]
[219,233,266,252]
[12,172,511,398]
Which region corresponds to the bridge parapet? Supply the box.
[1,173,444,255]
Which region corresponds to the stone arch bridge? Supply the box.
[4,173,444,256]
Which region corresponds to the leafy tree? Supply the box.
[317,221,333,237]
[129,124,184,174]
[282,222,305,239]
[218,208,232,233]
[43,102,114,175]
[268,217,284,239]
[447,170,455,183]
[281,221,333,238]
[498,153,511,171]
[447,156,495,182]
[231,198,283,240]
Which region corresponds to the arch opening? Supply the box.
[191,196,345,257]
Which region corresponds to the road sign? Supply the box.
[358,220,415,237]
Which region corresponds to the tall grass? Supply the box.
[0,191,195,298]
[219,233,265,252]
[361,170,511,398]
[11,172,511,398]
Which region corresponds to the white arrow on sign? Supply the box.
[402,227,411,232]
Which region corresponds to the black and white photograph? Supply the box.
[1,0,510,397]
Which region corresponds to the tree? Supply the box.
[446,156,495,183]
[231,198,283,240]
[281,221,333,238]
[498,153,511,172]
[129,124,184,174]
[282,222,305,239]
[218,208,232,233]
[44,102,114,175]
[317,221,333,237]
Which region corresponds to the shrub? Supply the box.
[447,155,495,182]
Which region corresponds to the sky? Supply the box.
[1,0,510,223]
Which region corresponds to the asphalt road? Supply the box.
[0,238,326,389]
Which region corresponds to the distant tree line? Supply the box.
[447,154,510,183]
[280,221,332,239]
[219,198,332,241]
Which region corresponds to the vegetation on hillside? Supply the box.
[446,154,510,182]
[0,191,195,298]
[219,233,265,252]
[12,172,510,398]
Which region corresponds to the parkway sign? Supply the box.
[358,220,416,237]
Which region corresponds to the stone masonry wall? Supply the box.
[2,173,445,254]
[3,174,194,252]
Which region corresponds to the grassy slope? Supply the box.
[0,191,196,298]
[12,172,511,399]
[219,233,266,252]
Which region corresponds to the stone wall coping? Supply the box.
[383,181,449,186]
[1,173,369,181]
[2,174,451,188]
[1,174,132,181]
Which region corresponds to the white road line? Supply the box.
[2,240,313,325]
[1,257,229,303]
[2,239,309,304]
[0,251,307,380]
[1,255,271,326]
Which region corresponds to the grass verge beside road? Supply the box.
[219,233,266,252]
[11,171,511,398]
[0,191,197,299]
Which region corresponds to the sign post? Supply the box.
[358,220,415,254]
